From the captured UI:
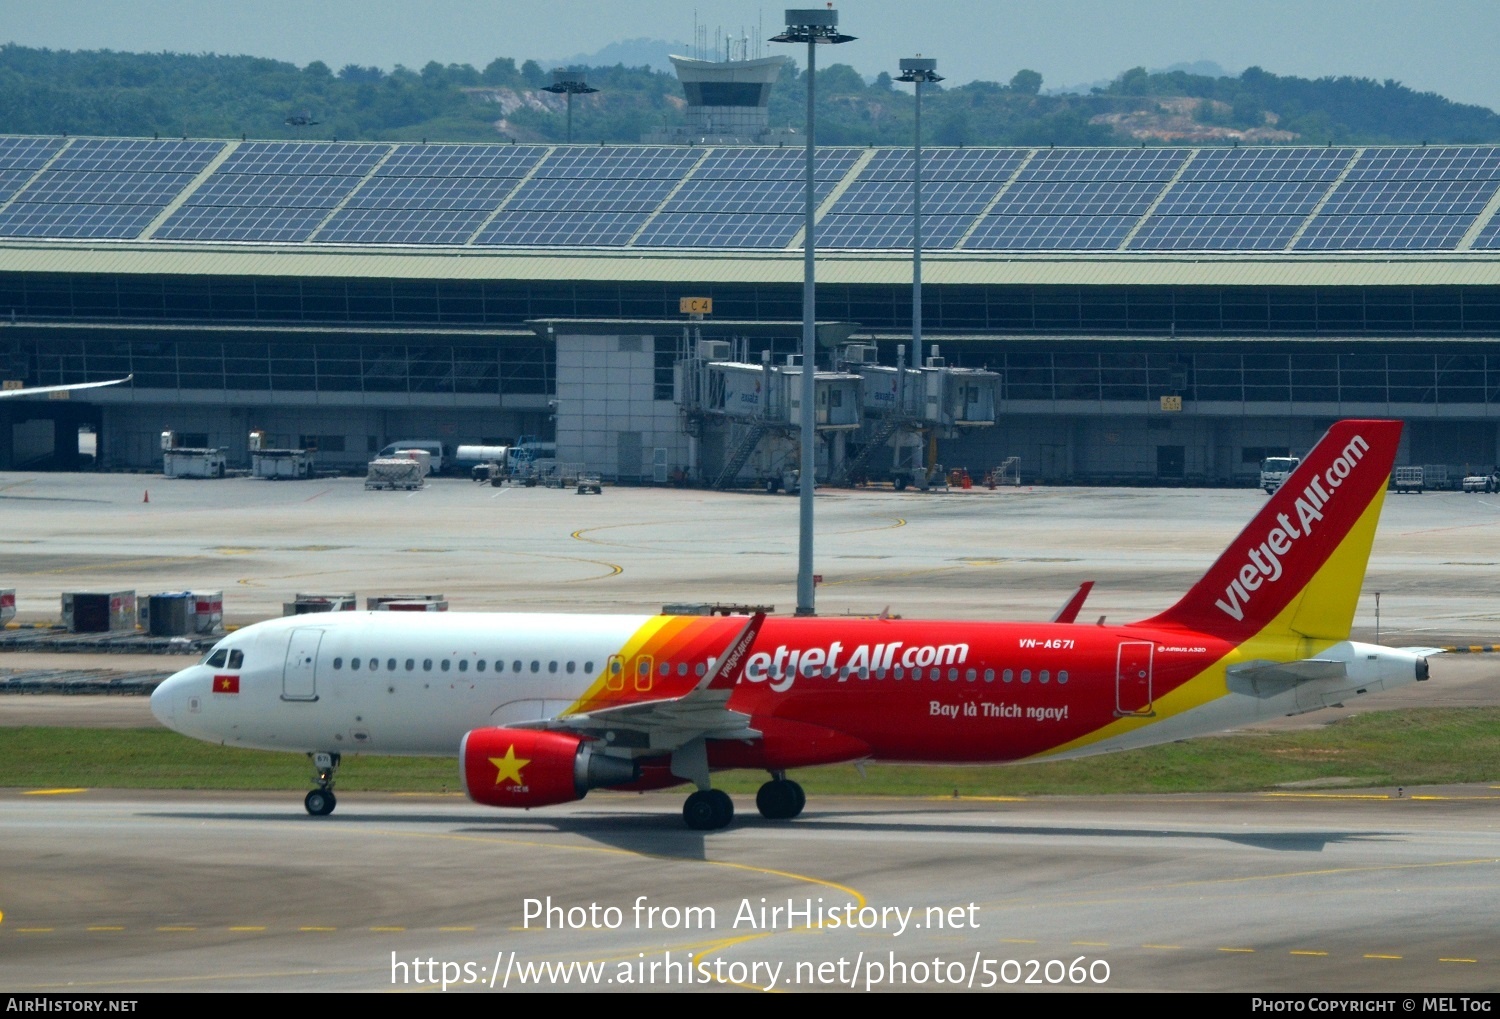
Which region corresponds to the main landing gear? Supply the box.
[683,789,734,830]
[756,772,805,821]
[679,775,806,830]
[304,751,340,816]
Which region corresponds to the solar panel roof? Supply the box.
[5,138,1500,254]
[818,213,976,249]
[318,207,493,245]
[1294,214,1474,250]
[379,144,549,177]
[858,148,1029,181]
[0,137,66,170]
[964,214,1140,250]
[1128,214,1308,250]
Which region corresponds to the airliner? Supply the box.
[151,419,1435,830]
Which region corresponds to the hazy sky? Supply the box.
[5,0,1500,110]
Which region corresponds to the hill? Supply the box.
[1,44,1498,146]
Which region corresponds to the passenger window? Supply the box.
[694,663,706,677]
[370,659,379,672]
[423,659,433,671]
[495,661,504,673]
[983,669,994,682]
[205,649,228,667]
[1040,670,1050,684]
[1003,669,1014,683]
[548,661,558,673]
[513,661,523,673]
[458,660,468,672]
[1058,670,1069,684]
[1021,670,1032,683]
[333,657,343,669]
[894,667,904,680]
[584,662,594,674]
[476,660,486,672]
[677,662,687,676]
[531,661,540,673]
[352,658,361,670]
[966,669,977,682]
[406,659,415,671]
[440,660,450,672]
[659,662,670,676]
[228,650,244,670]
[387,658,396,671]
[566,661,576,674]
[948,668,958,681]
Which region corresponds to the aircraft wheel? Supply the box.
[683,789,733,830]
[304,789,336,816]
[756,779,803,820]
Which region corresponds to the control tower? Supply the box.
[644,54,792,145]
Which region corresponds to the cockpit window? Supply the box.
[205,649,228,667]
[228,650,244,670]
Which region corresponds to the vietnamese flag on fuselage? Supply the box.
[213,674,240,694]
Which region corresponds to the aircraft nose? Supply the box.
[150,670,186,728]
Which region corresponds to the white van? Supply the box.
[377,440,450,474]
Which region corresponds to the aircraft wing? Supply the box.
[0,375,133,399]
[512,613,766,750]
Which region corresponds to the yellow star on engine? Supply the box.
[490,746,530,785]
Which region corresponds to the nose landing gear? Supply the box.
[304,751,340,816]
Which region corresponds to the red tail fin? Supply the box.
[1139,419,1402,644]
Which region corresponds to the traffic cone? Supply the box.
[143,490,149,503]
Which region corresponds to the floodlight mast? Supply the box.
[541,69,600,144]
[771,7,854,618]
[897,57,942,372]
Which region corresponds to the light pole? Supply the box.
[772,7,854,617]
[897,57,942,368]
[541,69,599,144]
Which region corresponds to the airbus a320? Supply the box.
[151,419,1434,830]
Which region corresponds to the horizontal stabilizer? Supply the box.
[1227,658,1348,685]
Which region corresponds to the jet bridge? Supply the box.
[679,345,862,489]
[834,344,1001,489]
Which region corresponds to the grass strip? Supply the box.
[2,709,1498,797]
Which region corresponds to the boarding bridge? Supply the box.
[833,344,1001,488]
[678,345,863,489]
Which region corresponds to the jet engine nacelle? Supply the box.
[460,728,638,809]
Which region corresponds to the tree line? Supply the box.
[1,43,1496,146]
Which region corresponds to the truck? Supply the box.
[1258,455,1300,494]
[1462,468,1499,493]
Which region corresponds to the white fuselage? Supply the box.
[152,612,649,755]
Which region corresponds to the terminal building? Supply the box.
[2,135,1500,483]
